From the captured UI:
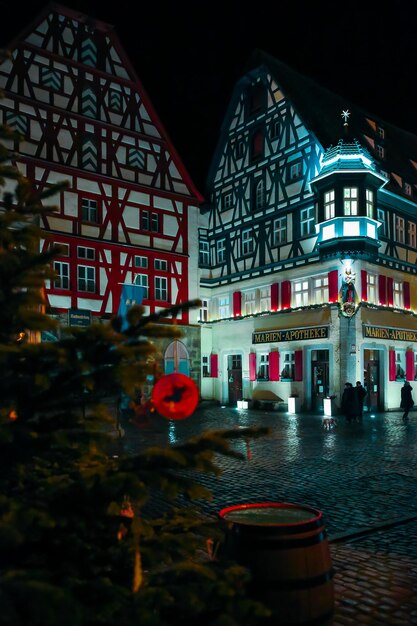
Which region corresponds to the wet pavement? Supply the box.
[116,401,417,625]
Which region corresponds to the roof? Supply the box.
[243,50,417,195]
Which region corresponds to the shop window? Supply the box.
[280,352,295,380]
[202,354,210,377]
[257,353,269,381]
[396,351,405,380]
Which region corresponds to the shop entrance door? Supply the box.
[364,350,381,411]
[311,350,329,412]
[227,354,242,406]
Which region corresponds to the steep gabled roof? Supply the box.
[236,49,417,196]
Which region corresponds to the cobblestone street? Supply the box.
[117,402,417,625]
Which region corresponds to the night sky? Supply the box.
[1,0,417,195]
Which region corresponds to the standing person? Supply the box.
[400,381,414,421]
[355,381,367,421]
[341,382,358,423]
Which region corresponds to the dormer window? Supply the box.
[375,144,385,159]
[377,126,385,140]
[404,182,412,196]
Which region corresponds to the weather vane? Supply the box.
[341,109,350,126]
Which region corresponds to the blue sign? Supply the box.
[118,283,145,330]
[68,309,92,327]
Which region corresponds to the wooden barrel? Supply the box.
[219,502,334,626]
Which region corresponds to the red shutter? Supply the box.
[361,270,368,302]
[233,291,242,317]
[210,353,218,378]
[404,281,411,310]
[328,270,338,302]
[281,280,291,309]
[379,275,387,305]
[389,350,396,381]
[249,352,256,382]
[294,350,303,381]
[271,282,279,311]
[406,351,415,381]
[387,277,394,306]
[269,351,279,381]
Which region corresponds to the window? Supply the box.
[77,265,95,293]
[404,182,412,197]
[313,276,328,304]
[216,238,226,264]
[273,217,287,245]
[199,240,210,265]
[367,273,376,303]
[260,287,270,312]
[40,66,62,91]
[141,210,161,232]
[366,189,374,218]
[377,126,385,140]
[54,242,69,256]
[202,354,211,377]
[324,190,335,220]
[396,351,405,380]
[270,119,280,139]
[288,161,302,181]
[155,276,168,301]
[218,296,229,319]
[300,207,315,236]
[393,281,403,308]
[242,229,254,255]
[53,261,69,289]
[257,353,269,380]
[199,300,208,322]
[395,216,405,243]
[293,280,309,307]
[251,130,263,161]
[254,179,265,210]
[244,291,256,315]
[81,198,98,223]
[134,256,148,268]
[223,193,233,210]
[375,144,385,159]
[377,208,386,236]
[77,246,95,260]
[343,187,358,215]
[281,352,295,380]
[235,139,245,159]
[154,259,167,271]
[408,223,416,248]
[134,273,149,298]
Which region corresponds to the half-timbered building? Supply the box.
[0,4,203,386]
[199,50,417,413]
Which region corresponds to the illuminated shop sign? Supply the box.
[363,325,417,342]
[252,326,329,344]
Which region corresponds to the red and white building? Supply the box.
[0,4,203,382]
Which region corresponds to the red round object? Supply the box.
[151,373,199,420]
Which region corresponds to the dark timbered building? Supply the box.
[199,50,417,412]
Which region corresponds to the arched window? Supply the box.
[165,340,190,375]
[254,179,265,210]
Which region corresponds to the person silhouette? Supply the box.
[400,381,414,421]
